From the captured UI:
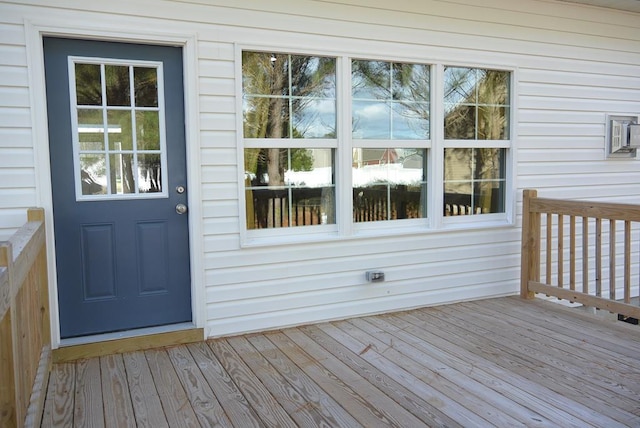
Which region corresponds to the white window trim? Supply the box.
[237,46,517,247]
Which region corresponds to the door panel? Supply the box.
[44,38,192,338]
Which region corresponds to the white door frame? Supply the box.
[25,20,205,348]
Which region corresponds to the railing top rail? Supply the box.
[0,210,45,321]
[6,221,43,263]
[529,196,640,222]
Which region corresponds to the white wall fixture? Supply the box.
[606,114,640,158]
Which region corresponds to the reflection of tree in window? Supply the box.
[444,68,509,140]
[443,67,509,215]
[352,60,429,139]
[75,63,102,105]
[243,52,336,229]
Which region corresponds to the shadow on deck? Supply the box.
[41,296,640,427]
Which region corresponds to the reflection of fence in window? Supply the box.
[353,186,424,222]
[248,188,502,227]
[443,190,502,216]
[248,188,327,229]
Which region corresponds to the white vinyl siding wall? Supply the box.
[0,0,638,338]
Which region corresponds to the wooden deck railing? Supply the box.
[521,189,640,320]
[0,208,51,428]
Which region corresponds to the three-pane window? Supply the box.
[242,51,511,233]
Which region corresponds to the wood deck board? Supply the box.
[458,300,640,398]
[271,329,425,427]
[144,348,200,428]
[122,351,169,428]
[411,304,635,426]
[373,312,587,427]
[100,354,136,428]
[73,358,104,428]
[42,297,640,427]
[185,342,263,427]
[297,323,463,427]
[336,318,526,427]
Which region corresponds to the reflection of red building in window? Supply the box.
[380,148,398,164]
[358,148,399,166]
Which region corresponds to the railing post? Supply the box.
[0,241,18,428]
[27,208,44,223]
[521,189,540,299]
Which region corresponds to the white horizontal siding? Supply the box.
[0,17,34,238]
[0,0,638,338]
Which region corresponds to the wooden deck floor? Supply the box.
[41,297,640,427]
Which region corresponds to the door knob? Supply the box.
[175,203,188,214]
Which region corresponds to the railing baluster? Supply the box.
[558,214,564,289]
[583,217,589,296]
[546,213,552,285]
[596,218,602,298]
[570,215,576,292]
[610,219,616,303]
[625,220,631,304]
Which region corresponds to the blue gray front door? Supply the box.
[44,38,192,338]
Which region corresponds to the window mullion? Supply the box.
[338,55,353,236]
[431,63,444,229]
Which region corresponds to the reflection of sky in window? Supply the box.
[293,99,335,138]
[353,101,390,139]
[352,60,430,140]
[353,101,428,139]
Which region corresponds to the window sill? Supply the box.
[240,216,515,248]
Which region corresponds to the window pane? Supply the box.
[477,70,509,105]
[134,67,158,107]
[445,67,510,140]
[444,67,475,104]
[75,63,102,106]
[292,98,336,138]
[474,148,505,181]
[444,148,472,181]
[243,52,336,140]
[352,101,390,139]
[291,56,336,98]
[77,109,104,150]
[352,60,390,99]
[352,148,426,222]
[109,153,135,194]
[444,104,475,139]
[391,101,429,139]
[243,96,290,138]
[392,63,429,101]
[244,148,335,229]
[107,110,133,150]
[478,106,509,140]
[444,148,505,215]
[444,182,473,216]
[138,153,162,193]
[242,52,290,96]
[353,60,430,140]
[105,65,130,107]
[80,154,106,195]
[136,111,160,150]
